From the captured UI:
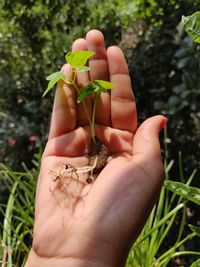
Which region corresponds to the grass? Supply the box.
[126,127,200,267]
[0,153,39,267]
[0,132,200,267]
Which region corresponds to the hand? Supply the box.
[25,30,167,267]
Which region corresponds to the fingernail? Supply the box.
[160,117,167,129]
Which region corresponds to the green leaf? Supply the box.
[65,51,95,67]
[92,80,113,97]
[164,180,200,205]
[46,71,64,81]
[182,11,200,44]
[43,71,64,97]
[77,83,96,103]
[190,258,200,267]
[75,66,90,72]
[94,80,114,90]
[77,80,113,103]
[189,224,200,237]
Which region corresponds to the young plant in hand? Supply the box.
[43,51,113,183]
[43,51,113,144]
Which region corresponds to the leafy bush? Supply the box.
[0,0,137,168]
[123,1,200,175]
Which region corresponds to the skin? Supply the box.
[25,29,167,267]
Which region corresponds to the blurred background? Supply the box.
[0,1,200,264]
[0,0,200,172]
[0,0,200,170]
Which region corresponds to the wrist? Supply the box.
[25,248,125,267]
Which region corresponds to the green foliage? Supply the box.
[164,180,200,205]
[77,80,113,103]
[65,51,95,67]
[126,149,200,267]
[190,258,200,267]
[0,0,135,168]
[0,153,40,266]
[125,0,200,175]
[43,50,113,143]
[44,51,95,97]
[189,225,200,238]
[43,71,64,97]
[182,11,200,43]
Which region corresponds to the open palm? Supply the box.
[26,30,166,267]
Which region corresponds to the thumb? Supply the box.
[133,115,167,158]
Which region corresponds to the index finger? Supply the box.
[48,64,77,140]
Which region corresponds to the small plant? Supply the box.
[43,51,113,144]
[43,51,113,185]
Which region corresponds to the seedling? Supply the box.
[43,51,113,144]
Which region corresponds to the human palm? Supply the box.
[26,30,166,267]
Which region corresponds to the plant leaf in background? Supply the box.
[43,71,64,97]
[65,51,95,67]
[190,258,200,267]
[182,11,200,44]
[164,180,200,205]
[189,224,200,238]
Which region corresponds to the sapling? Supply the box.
[43,51,113,144]
[43,51,113,183]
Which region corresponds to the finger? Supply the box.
[72,38,92,126]
[132,115,167,190]
[133,115,167,158]
[48,64,76,140]
[86,30,111,126]
[107,46,137,133]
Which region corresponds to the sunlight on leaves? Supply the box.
[190,258,200,267]
[189,224,200,238]
[77,83,96,103]
[43,71,64,97]
[164,180,200,205]
[75,66,90,72]
[182,11,200,44]
[65,51,95,67]
[94,80,114,90]
[77,80,113,103]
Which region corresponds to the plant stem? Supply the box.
[68,76,94,138]
[156,232,196,264]
[91,96,97,143]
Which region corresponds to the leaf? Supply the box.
[189,224,200,238]
[65,51,95,67]
[43,71,64,97]
[190,258,200,267]
[77,83,96,103]
[46,71,64,81]
[92,80,113,97]
[182,11,200,44]
[94,80,114,90]
[77,80,114,103]
[164,180,200,205]
[75,66,90,72]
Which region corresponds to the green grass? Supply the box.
[0,154,39,267]
[126,128,200,267]
[0,141,200,266]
